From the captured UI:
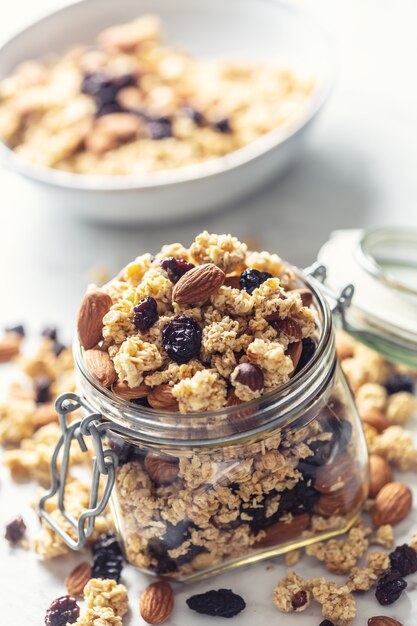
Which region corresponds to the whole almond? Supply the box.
[65,562,91,595]
[85,349,117,387]
[272,317,302,340]
[223,275,241,289]
[140,580,174,625]
[145,452,179,484]
[256,513,310,548]
[314,454,356,494]
[286,341,303,371]
[369,454,393,498]
[368,618,404,626]
[371,482,412,527]
[0,333,21,363]
[147,385,179,411]
[316,477,368,517]
[112,380,149,399]
[172,263,225,304]
[77,290,112,350]
[33,403,58,429]
[288,288,313,307]
[361,409,390,433]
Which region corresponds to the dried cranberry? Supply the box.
[5,516,26,543]
[239,268,272,294]
[160,257,194,283]
[35,376,51,404]
[187,589,246,617]
[385,373,415,395]
[295,337,316,373]
[213,118,232,133]
[146,116,172,139]
[53,341,67,357]
[389,544,417,577]
[91,533,123,582]
[291,590,308,610]
[180,106,205,125]
[5,324,25,336]
[375,570,407,605]
[133,297,158,331]
[319,621,335,626]
[45,596,79,626]
[162,315,202,363]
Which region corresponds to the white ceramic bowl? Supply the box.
[0,0,335,223]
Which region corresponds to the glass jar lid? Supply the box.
[318,227,417,367]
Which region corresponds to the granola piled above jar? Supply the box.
[77,232,316,411]
[0,15,314,175]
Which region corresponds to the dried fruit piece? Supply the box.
[5,516,26,543]
[389,544,417,577]
[91,533,123,582]
[319,621,335,626]
[44,595,80,626]
[146,116,172,139]
[77,290,112,350]
[34,375,51,403]
[295,337,316,373]
[172,263,225,304]
[375,570,407,605]
[369,454,393,498]
[186,588,246,618]
[140,580,174,624]
[162,315,202,363]
[371,482,412,527]
[145,453,179,484]
[5,324,25,336]
[385,373,415,395]
[147,384,179,410]
[160,257,194,283]
[232,363,264,392]
[65,562,91,595]
[291,589,308,610]
[239,268,272,294]
[133,297,158,331]
[85,349,117,387]
[368,618,404,626]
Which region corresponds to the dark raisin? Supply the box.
[133,297,158,331]
[389,544,417,577]
[375,570,407,605]
[5,516,26,543]
[295,337,316,373]
[164,519,193,550]
[385,373,415,395]
[239,268,272,294]
[41,327,58,341]
[279,480,319,516]
[91,533,123,582]
[96,102,124,117]
[291,589,308,610]
[162,315,202,364]
[45,596,80,626]
[186,589,246,618]
[147,538,178,574]
[108,437,135,465]
[35,376,51,404]
[213,118,232,133]
[53,341,67,357]
[81,72,136,106]
[5,324,25,336]
[146,116,172,139]
[319,621,335,626]
[320,415,353,454]
[92,533,123,557]
[180,106,205,125]
[160,257,194,283]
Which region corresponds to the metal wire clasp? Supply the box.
[304,262,354,327]
[38,392,118,550]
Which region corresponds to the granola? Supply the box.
[84,579,128,617]
[0,16,314,175]
[272,572,311,612]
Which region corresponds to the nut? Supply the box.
[286,341,303,371]
[361,408,390,433]
[85,349,117,387]
[77,290,112,350]
[368,618,404,626]
[139,580,174,624]
[223,275,241,289]
[0,333,21,362]
[172,263,225,304]
[316,477,367,517]
[272,317,302,340]
[112,380,149,399]
[65,562,91,595]
[145,452,179,484]
[33,403,58,429]
[288,288,313,307]
[369,454,393,498]
[85,113,142,155]
[371,482,412,527]
[232,363,264,392]
[147,384,179,410]
[314,454,356,493]
[256,513,310,548]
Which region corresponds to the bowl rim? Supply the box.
[0,0,336,191]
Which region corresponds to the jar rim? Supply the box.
[74,268,335,446]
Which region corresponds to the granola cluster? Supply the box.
[80,232,316,413]
[0,16,314,175]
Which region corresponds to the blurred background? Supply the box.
[1,0,417,337]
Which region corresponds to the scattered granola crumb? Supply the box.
[285,549,301,567]
[83,579,128,617]
[371,525,394,549]
[369,426,417,471]
[306,526,370,574]
[310,577,356,626]
[272,572,311,612]
[73,606,122,626]
[347,552,390,591]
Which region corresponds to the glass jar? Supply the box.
[39,268,369,582]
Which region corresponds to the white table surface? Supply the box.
[1,0,417,624]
